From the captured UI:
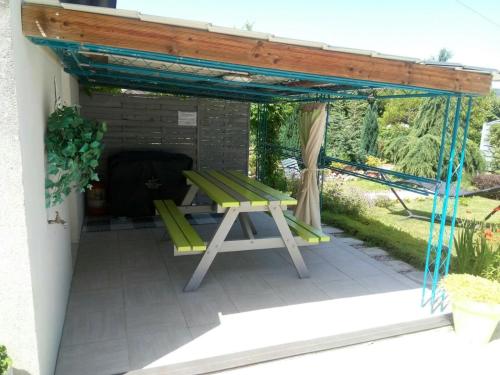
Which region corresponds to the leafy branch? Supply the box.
[45,106,106,207]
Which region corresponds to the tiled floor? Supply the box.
[56,213,428,375]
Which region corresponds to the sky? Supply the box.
[117,0,500,82]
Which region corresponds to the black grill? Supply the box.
[108,151,193,217]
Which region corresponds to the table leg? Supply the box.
[182,184,199,206]
[269,205,310,278]
[184,207,240,292]
[239,212,256,239]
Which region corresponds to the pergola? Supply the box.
[21,1,494,308]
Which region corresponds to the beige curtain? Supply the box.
[294,103,327,229]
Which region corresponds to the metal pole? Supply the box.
[442,96,473,279]
[429,95,462,305]
[421,96,452,306]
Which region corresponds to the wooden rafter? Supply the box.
[21,3,492,95]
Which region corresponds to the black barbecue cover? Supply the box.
[108,151,193,217]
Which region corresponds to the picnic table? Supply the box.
[154,170,329,292]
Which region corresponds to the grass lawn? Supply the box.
[342,178,391,192]
[321,192,499,270]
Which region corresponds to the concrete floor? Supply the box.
[56,213,448,375]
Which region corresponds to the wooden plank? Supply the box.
[208,171,267,206]
[154,200,191,252]
[283,211,330,242]
[219,170,283,203]
[183,171,239,208]
[227,171,297,206]
[164,200,206,251]
[283,216,320,244]
[22,4,492,94]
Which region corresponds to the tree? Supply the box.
[360,102,379,159]
[326,99,368,162]
[490,122,500,171]
[431,48,453,62]
[384,97,484,178]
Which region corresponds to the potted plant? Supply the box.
[441,273,500,344]
[0,345,12,375]
[45,105,106,208]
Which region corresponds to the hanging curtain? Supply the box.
[294,102,327,229]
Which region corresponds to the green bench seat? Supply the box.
[154,200,206,253]
[283,211,330,244]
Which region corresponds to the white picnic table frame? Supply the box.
[178,170,311,292]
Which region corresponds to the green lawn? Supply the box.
[321,190,499,270]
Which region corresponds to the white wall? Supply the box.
[0,1,82,374]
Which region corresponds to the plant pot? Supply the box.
[451,298,500,344]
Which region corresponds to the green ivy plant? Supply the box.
[45,105,106,207]
[0,345,11,375]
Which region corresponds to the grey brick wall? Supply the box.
[79,91,250,177]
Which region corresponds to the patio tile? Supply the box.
[188,322,220,338]
[306,262,352,282]
[229,290,285,312]
[127,324,193,370]
[126,301,187,332]
[382,259,415,273]
[124,280,177,309]
[122,264,170,286]
[272,280,329,305]
[61,307,126,347]
[337,237,365,246]
[80,230,119,244]
[215,270,273,295]
[55,338,129,375]
[67,287,124,314]
[314,279,369,299]
[356,275,412,294]
[117,228,154,242]
[71,262,123,291]
[177,289,238,326]
[358,247,389,257]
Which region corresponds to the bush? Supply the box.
[374,196,395,209]
[322,180,369,217]
[0,345,11,375]
[365,155,386,167]
[440,274,500,304]
[472,174,500,199]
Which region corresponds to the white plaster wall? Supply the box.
[0,1,82,374]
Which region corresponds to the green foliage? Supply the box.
[489,122,500,171]
[250,103,298,189]
[322,181,369,217]
[383,97,485,178]
[364,155,386,167]
[360,102,379,159]
[452,221,497,277]
[441,273,500,304]
[45,106,106,207]
[0,345,11,375]
[326,99,368,162]
[321,211,427,269]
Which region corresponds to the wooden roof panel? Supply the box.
[21,3,493,95]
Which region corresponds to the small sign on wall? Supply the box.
[178,111,197,126]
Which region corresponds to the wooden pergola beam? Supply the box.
[21,3,492,95]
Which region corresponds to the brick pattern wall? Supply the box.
[79,91,250,177]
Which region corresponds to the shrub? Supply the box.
[365,155,386,167]
[374,196,395,209]
[322,180,369,217]
[440,274,500,304]
[0,345,11,375]
[472,174,500,199]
